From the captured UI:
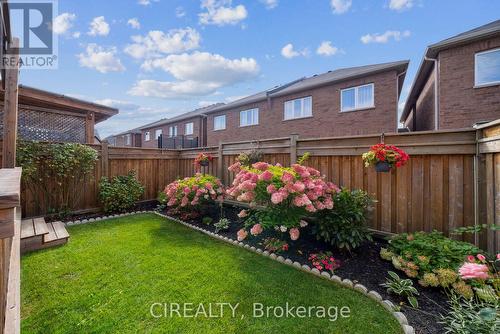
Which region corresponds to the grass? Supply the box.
[21,213,402,334]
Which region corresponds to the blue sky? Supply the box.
[15,0,500,138]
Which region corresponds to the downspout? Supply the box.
[473,125,481,246]
[396,70,407,131]
[424,56,440,130]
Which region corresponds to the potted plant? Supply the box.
[194,153,213,170]
[362,143,409,173]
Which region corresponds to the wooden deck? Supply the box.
[20,218,69,254]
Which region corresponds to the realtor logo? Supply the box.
[3,0,58,69]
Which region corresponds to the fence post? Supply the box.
[290,134,299,165]
[101,140,109,178]
[217,142,223,182]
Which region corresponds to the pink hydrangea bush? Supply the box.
[455,253,499,302]
[227,161,339,240]
[164,174,224,216]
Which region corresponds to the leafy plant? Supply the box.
[440,293,499,334]
[312,188,374,252]
[262,237,289,254]
[236,149,264,167]
[202,217,213,225]
[156,191,168,211]
[99,171,144,213]
[214,218,230,233]
[17,140,98,217]
[381,271,419,308]
[164,174,224,212]
[308,252,341,273]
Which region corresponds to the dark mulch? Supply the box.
[166,203,449,334]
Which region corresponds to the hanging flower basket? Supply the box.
[362,143,409,173]
[194,153,213,171]
[199,160,209,167]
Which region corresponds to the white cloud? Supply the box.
[52,13,76,35]
[389,0,414,11]
[88,16,110,36]
[260,0,278,9]
[330,0,352,14]
[72,31,81,38]
[361,30,411,44]
[77,44,125,73]
[281,43,309,59]
[199,0,247,26]
[127,18,141,29]
[138,0,159,6]
[316,41,339,56]
[176,6,186,18]
[124,27,201,59]
[130,51,259,99]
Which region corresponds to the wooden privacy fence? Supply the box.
[0,122,498,252]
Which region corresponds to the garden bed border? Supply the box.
[65,210,415,334]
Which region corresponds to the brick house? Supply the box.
[401,20,500,131]
[107,128,142,147]
[140,104,223,149]
[0,84,118,144]
[204,61,408,146]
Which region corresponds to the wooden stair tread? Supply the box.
[20,219,35,239]
[52,221,70,239]
[43,223,58,243]
[33,217,49,236]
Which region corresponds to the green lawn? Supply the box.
[21,213,401,334]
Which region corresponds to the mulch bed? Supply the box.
[165,203,449,334]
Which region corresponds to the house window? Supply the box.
[144,131,150,141]
[214,115,226,130]
[240,108,259,127]
[341,83,374,112]
[168,126,177,137]
[475,48,500,87]
[185,122,194,135]
[125,134,131,145]
[155,129,162,139]
[284,96,312,120]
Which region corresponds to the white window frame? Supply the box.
[144,131,150,141]
[474,47,500,87]
[340,83,375,112]
[168,126,177,137]
[125,134,131,145]
[214,115,226,131]
[284,96,312,120]
[155,129,162,139]
[239,108,259,127]
[185,122,194,135]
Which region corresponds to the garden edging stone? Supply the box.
[63,211,415,334]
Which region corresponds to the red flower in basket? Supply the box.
[362,144,409,172]
[194,153,214,171]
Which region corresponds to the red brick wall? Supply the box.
[207,70,400,146]
[438,36,500,129]
[114,133,141,147]
[141,116,203,148]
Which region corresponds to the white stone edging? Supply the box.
[63,210,415,334]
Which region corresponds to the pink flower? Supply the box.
[497,253,500,261]
[271,192,284,204]
[467,255,476,262]
[292,181,306,193]
[237,229,248,241]
[477,254,486,262]
[228,161,242,172]
[281,172,294,183]
[289,227,300,241]
[259,170,273,182]
[299,220,308,228]
[180,196,189,207]
[183,187,190,195]
[252,162,269,171]
[266,184,277,194]
[237,210,248,218]
[459,263,490,280]
[305,204,316,213]
[250,224,263,236]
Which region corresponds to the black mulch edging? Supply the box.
[165,203,450,334]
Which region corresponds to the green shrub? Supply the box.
[386,231,481,276]
[312,188,374,252]
[214,218,230,232]
[99,171,144,213]
[202,217,213,225]
[17,140,98,217]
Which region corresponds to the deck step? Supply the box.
[52,221,70,239]
[33,218,49,235]
[21,218,50,239]
[21,218,69,254]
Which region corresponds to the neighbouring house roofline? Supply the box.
[400,19,500,123]
[0,83,119,123]
[205,60,409,115]
[138,103,224,131]
[113,128,142,137]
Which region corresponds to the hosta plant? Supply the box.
[164,174,224,213]
[381,271,419,308]
[227,161,339,241]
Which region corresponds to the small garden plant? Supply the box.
[227,160,339,242]
[214,218,230,233]
[381,271,419,308]
[362,143,409,172]
[99,171,144,213]
[262,237,289,254]
[194,153,213,171]
[308,252,341,273]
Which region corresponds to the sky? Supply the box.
[13,0,500,138]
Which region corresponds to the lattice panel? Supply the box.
[0,107,86,143]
